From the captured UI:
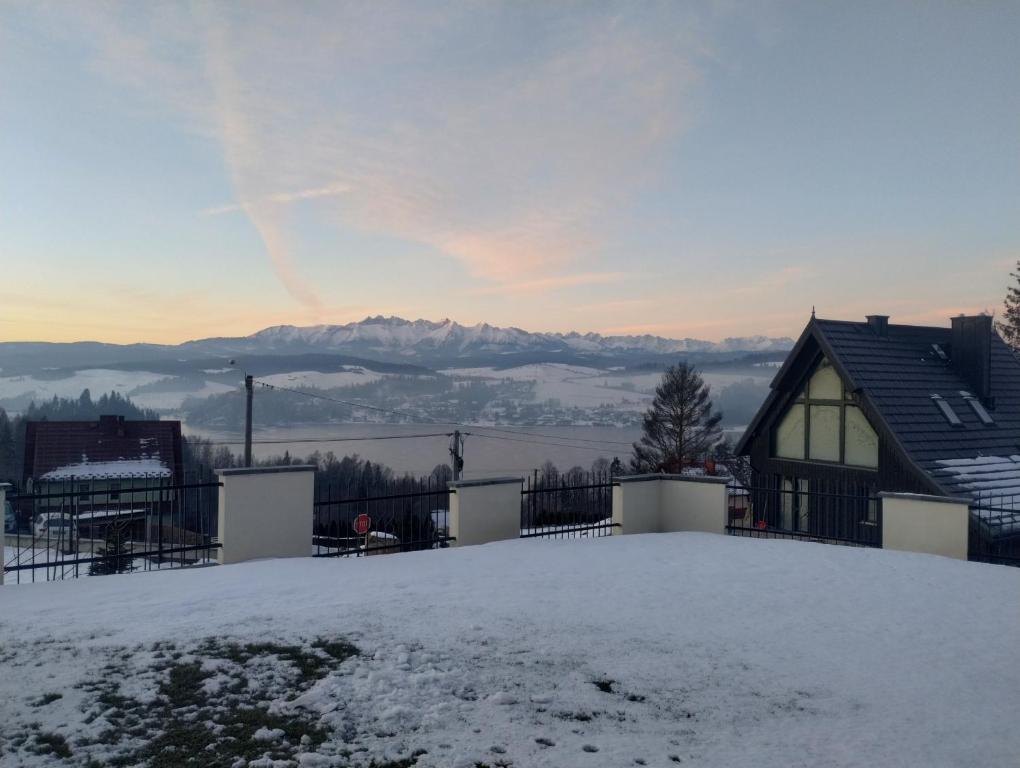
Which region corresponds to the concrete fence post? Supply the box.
[448,477,522,546]
[659,475,730,534]
[613,474,731,536]
[612,475,661,535]
[0,483,9,586]
[878,492,970,560]
[216,466,316,565]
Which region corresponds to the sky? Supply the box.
[0,1,1017,345]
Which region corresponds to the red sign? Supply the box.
[353,514,372,535]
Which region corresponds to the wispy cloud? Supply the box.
[201,183,352,216]
[472,271,627,296]
[50,2,709,306]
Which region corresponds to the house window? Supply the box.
[77,483,90,502]
[771,357,879,469]
[808,405,840,462]
[109,482,121,501]
[781,477,809,531]
[845,405,879,467]
[808,361,842,400]
[775,404,806,460]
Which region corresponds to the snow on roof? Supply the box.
[935,455,1020,539]
[933,455,1020,497]
[41,458,172,481]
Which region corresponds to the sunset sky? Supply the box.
[1,1,1017,344]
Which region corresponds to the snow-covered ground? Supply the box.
[259,368,388,390]
[129,380,235,410]
[445,363,771,410]
[0,369,169,403]
[1,534,1017,767]
[446,363,654,409]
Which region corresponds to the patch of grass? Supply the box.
[159,660,212,710]
[200,637,358,688]
[28,731,71,759]
[369,750,428,768]
[554,710,596,722]
[31,692,63,707]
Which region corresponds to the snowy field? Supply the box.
[0,369,169,403]
[446,363,654,409]
[445,363,771,409]
[259,368,389,390]
[0,534,1017,767]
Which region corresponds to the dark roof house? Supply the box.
[23,415,183,486]
[737,313,1020,500]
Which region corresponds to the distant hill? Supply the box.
[181,316,794,367]
[0,316,794,374]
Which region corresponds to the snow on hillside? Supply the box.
[0,369,169,404]
[1,534,1017,767]
[446,363,771,410]
[259,367,388,390]
[447,363,653,408]
[129,380,236,410]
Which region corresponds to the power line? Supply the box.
[468,432,619,455]
[468,425,633,446]
[188,432,452,447]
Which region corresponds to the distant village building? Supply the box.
[737,313,1020,555]
[22,416,183,537]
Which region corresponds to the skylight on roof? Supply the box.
[931,343,949,362]
[961,391,995,426]
[931,394,963,427]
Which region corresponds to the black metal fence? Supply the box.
[726,473,881,548]
[3,469,221,584]
[313,477,453,557]
[968,492,1020,567]
[520,472,616,539]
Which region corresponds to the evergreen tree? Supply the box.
[999,260,1020,350]
[0,410,17,483]
[89,524,135,576]
[631,362,723,473]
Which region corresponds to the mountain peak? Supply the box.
[245,316,793,362]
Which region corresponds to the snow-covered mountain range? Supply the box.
[0,316,794,378]
[237,316,793,361]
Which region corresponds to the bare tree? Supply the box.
[713,437,752,488]
[631,362,723,473]
[1000,260,1020,350]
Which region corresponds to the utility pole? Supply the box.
[244,374,254,468]
[450,430,464,481]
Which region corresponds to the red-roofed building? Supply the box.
[21,416,183,531]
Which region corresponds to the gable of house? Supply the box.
[738,315,1020,499]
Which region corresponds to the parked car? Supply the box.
[3,501,14,534]
[35,513,78,542]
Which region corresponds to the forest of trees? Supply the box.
[0,390,159,487]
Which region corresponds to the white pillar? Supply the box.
[612,475,661,535]
[448,477,522,546]
[0,483,9,586]
[216,466,316,565]
[613,474,730,535]
[659,475,729,534]
[879,492,970,560]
